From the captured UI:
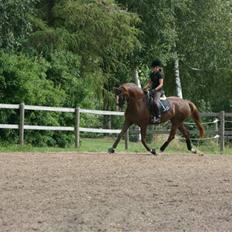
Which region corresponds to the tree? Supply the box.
[0,51,69,146]
[0,0,36,50]
[117,0,232,111]
[175,0,232,110]
[29,0,140,110]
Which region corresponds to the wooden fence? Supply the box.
[0,103,231,153]
[0,103,128,149]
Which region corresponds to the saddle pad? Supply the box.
[159,99,171,113]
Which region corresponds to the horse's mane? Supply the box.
[121,83,144,97]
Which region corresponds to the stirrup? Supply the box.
[151,116,161,124]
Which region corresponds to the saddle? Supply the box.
[146,91,171,115]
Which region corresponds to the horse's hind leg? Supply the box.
[160,122,178,152]
[178,123,197,154]
[108,121,131,153]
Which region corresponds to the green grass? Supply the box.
[0,136,231,154]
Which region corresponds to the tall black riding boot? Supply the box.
[152,102,161,124]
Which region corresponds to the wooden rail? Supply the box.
[0,103,230,153]
[0,103,128,150]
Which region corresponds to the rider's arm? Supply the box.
[155,79,163,91]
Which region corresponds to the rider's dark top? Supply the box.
[149,71,164,90]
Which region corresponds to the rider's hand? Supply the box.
[143,88,148,94]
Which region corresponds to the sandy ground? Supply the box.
[0,152,232,232]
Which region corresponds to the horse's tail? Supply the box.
[188,101,205,138]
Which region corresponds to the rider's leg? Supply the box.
[152,91,161,123]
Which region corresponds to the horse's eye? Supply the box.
[114,88,121,95]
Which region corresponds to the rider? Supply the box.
[144,59,164,124]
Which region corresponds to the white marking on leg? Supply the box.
[191,148,197,154]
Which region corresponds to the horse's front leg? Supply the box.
[108,121,131,154]
[160,122,178,152]
[140,126,157,155]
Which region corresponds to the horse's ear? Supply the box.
[113,87,121,95]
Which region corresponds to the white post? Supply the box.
[174,57,183,99]
[133,68,141,141]
[219,111,225,154]
[75,107,80,148]
[19,103,25,145]
[133,68,141,88]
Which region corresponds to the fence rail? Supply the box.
[0,103,128,149]
[0,103,231,153]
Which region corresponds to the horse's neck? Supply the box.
[127,97,145,113]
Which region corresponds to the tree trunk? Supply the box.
[133,67,141,141]
[174,57,183,98]
[133,68,141,88]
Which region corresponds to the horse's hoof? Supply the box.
[190,148,204,156]
[195,149,204,156]
[191,148,197,154]
[150,149,157,155]
[108,147,115,154]
[198,152,204,156]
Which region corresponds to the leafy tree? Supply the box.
[0,51,65,105]
[29,0,140,110]
[0,0,36,50]
[117,0,232,111]
[0,51,68,146]
[175,0,232,111]
[1,0,232,147]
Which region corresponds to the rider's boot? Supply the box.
[152,106,161,124]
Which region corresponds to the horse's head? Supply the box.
[114,86,129,108]
[114,83,144,108]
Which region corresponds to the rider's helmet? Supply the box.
[151,59,162,68]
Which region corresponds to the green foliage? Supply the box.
[0,0,232,147]
[45,50,84,107]
[0,0,36,50]
[58,0,140,111]
[0,51,68,146]
[0,51,65,105]
[53,0,140,56]
[174,0,232,111]
[29,0,140,111]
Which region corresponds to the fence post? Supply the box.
[75,107,80,148]
[219,111,225,154]
[19,103,25,145]
[125,129,129,150]
[108,115,112,136]
[215,118,219,145]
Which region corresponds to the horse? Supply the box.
[108,83,205,155]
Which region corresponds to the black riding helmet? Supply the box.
[151,59,162,68]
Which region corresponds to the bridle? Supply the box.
[114,87,145,108]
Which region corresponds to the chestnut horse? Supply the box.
[108,83,205,155]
